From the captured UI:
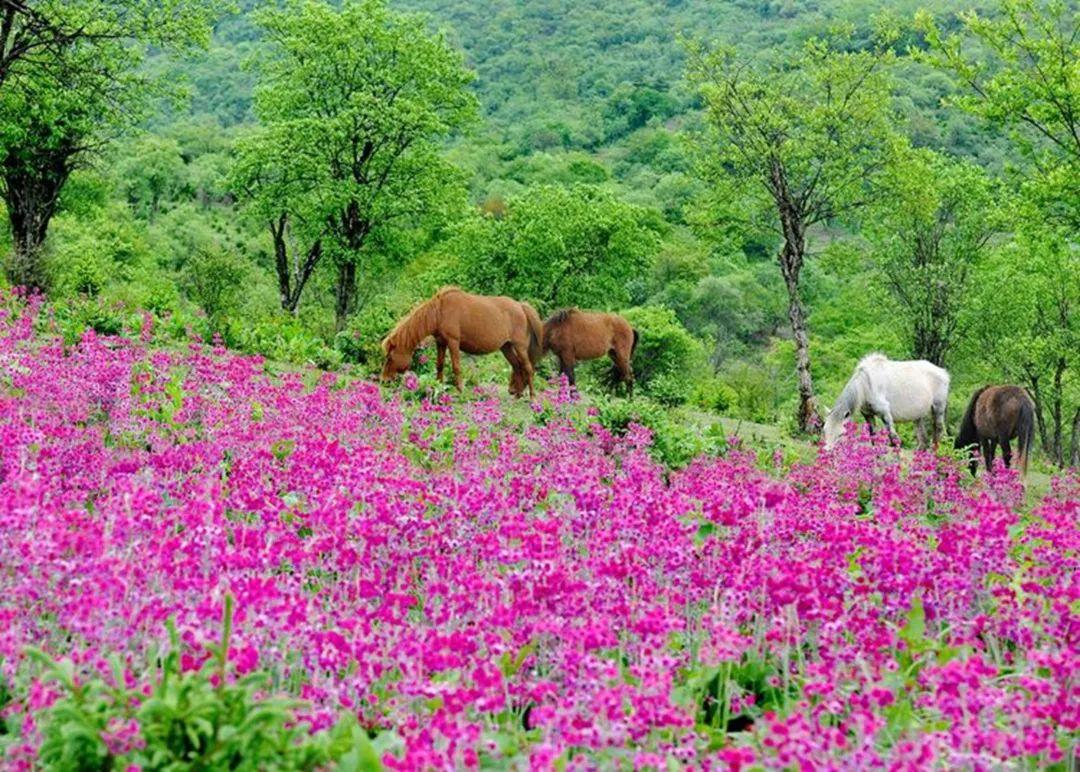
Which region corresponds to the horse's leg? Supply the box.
[558,355,577,388]
[873,402,898,445]
[514,342,535,399]
[915,419,928,450]
[1000,437,1012,469]
[448,339,463,392]
[502,343,522,397]
[864,414,875,436]
[436,341,447,382]
[611,346,634,398]
[932,400,946,452]
[983,439,998,472]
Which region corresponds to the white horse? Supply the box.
[823,353,950,451]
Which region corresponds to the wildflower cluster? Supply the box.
[0,295,1076,768]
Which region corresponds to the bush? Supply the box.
[619,305,708,404]
[51,295,139,342]
[593,396,723,468]
[691,377,737,413]
[719,360,787,423]
[230,315,343,370]
[644,371,691,406]
[337,302,399,373]
[183,247,248,324]
[47,206,151,297]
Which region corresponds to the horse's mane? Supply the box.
[856,352,889,369]
[545,308,578,327]
[382,292,449,353]
[832,376,863,416]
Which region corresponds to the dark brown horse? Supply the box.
[381,287,541,398]
[541,309,638,396]
[954,385,1036,476]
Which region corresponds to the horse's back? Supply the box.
[545,310,629,360]
[438,289,526,351]
[977,385,1034,435]
[861,357,949,419]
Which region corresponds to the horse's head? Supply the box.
[822,405,851,451]
[380,339,411,382]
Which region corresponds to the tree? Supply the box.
[687,26,897,432]
[0,1,216,89]
[230,124,326,315]
[967,221,1079,467]
[240,0,477,329]
[0,0,219,289]
[114,136,189,220]
[916,0,1080,230]
[867,145,1001,366]
[454,184,662,310]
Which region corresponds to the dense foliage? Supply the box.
[0,296,1077,767]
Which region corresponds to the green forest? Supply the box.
[2,0,1078,467]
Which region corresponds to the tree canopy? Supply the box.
[233,0,478,325]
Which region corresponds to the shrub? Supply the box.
[619,305,708,404]
[47,206,151,297]
[337,302,399,372]
[182,247,248,324]
[593,395,718,467]
[691,378,738,413]
[230,315,343,370]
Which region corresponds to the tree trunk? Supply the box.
[7,201,51,291]
[271,213,292,312]
[269,213,322,315]
[1051,357,1065,467]
[334,261,357,333]
[3,138,74,292]
[782,256,817,434]
[1070,406,1080,468]
[332,200,369,331]
[770,159,816,433]
[913,320,947,367]
[1027,375,1051,454]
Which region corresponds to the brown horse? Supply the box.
[542,309,638,396]
[381,287,540,398]
[954,385,1036,476]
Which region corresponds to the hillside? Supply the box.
[4,0,1076,465]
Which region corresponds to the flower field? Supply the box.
[0,297,1077,770]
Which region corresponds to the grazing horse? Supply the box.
[823,353,950,451]
[541,309,638,396]
[954,385,1036,476]
[381,287,540,398]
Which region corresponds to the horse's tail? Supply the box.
[1016,391,1036,476]
[631,328,640,357]
[955,386,987,474]
[521,302,544,367]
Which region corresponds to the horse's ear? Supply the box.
[823,406,832,418]
[381,338,392,354]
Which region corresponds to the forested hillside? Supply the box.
[1,0,1077,466]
